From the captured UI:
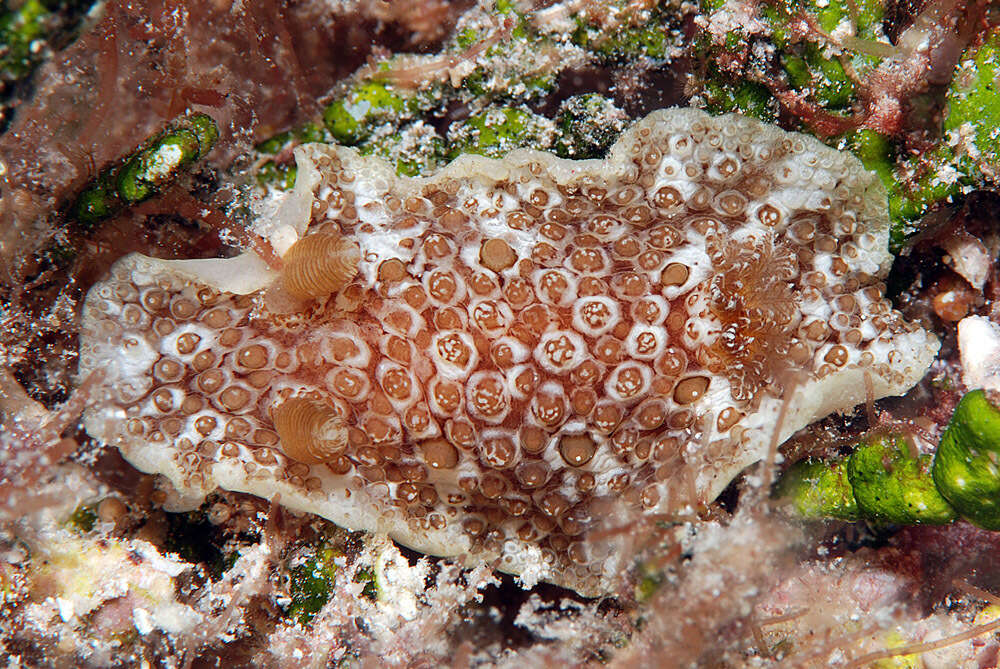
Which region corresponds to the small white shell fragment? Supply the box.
[133,607,154,635]
[940,230,991,290]
[56,597,74,623]
[958,315,1000,393]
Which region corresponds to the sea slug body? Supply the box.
[79,108,938,595]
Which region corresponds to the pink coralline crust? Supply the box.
[79,108,938,594]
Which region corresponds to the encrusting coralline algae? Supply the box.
[79,108,938,595]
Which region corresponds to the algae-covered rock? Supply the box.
[944,27,1000,183]
[571,1,678,60]
[696,0,884,121]
[322,80,433,147]
[445,104,556,159]
[360,121,446,177]
[553,93,629,159]
[72,113,219,226]
[0,0,95,129]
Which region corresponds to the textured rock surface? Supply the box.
[79,108,938,594]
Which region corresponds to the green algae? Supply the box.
[244,0,999,256]
[554,93,629,159]
[360,121,446,177]
[692,0,982,246]
[774,457,859,521]
[698,0,883,121]
[254,122,328,156]
[446,105,556,160]
[702,75,778,122]
[0,0,50,82]
[0,0,95,130]
[283,530,378,624]
[572,16,672,61]
[72,113,219,227]
[943,28,1000,185]
[782,46,855,110]
[867,28,1000,246]
[775,434,957,527]
[322,80,432,147]
[254,1,575,187]
[933,390,1000,531]
[778,392,1000,529]
[258,90,627,188]
[354,564,377,601]
[257,160,298,191]
[847,435,956,526]
[287,540,343,624]
[67,502,98,533]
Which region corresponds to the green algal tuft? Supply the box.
[446,105,556,159]
[571,3,674,60]
[889,147,966,248]
[554,93,629,159]
[847,434,956,526]
[73,176,120,224]
[256,161,298,191]
[775,433,958,526]
[495,0,517,14]
[462,65,556,100]
[117,130,200,202]
[838,26,999,248]
[454,26,482,50]
[816,0,882,34]
[845,131,962,251]
[456,13,560,103]
[359,121,446,177]
[932,390,1000,530]
[189,112,221,159]
[847,129,897,186]
[769,0,883,113]
[635,567,665,602]
[322,80,432,146]
[696,0,884,132]
[287,541,343,624]
[353,564,378,601]
[71,113,219,227]
[254,122,328,157]
[1,0,97,131]
[943,28,1000,183]
[783,45,856,110]
[67,502,98,533]
[774,457,859,521]
[0,0,49,81]
[702,74,778,122]
[254,130,294,156]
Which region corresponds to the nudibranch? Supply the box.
[79,108,938,595]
